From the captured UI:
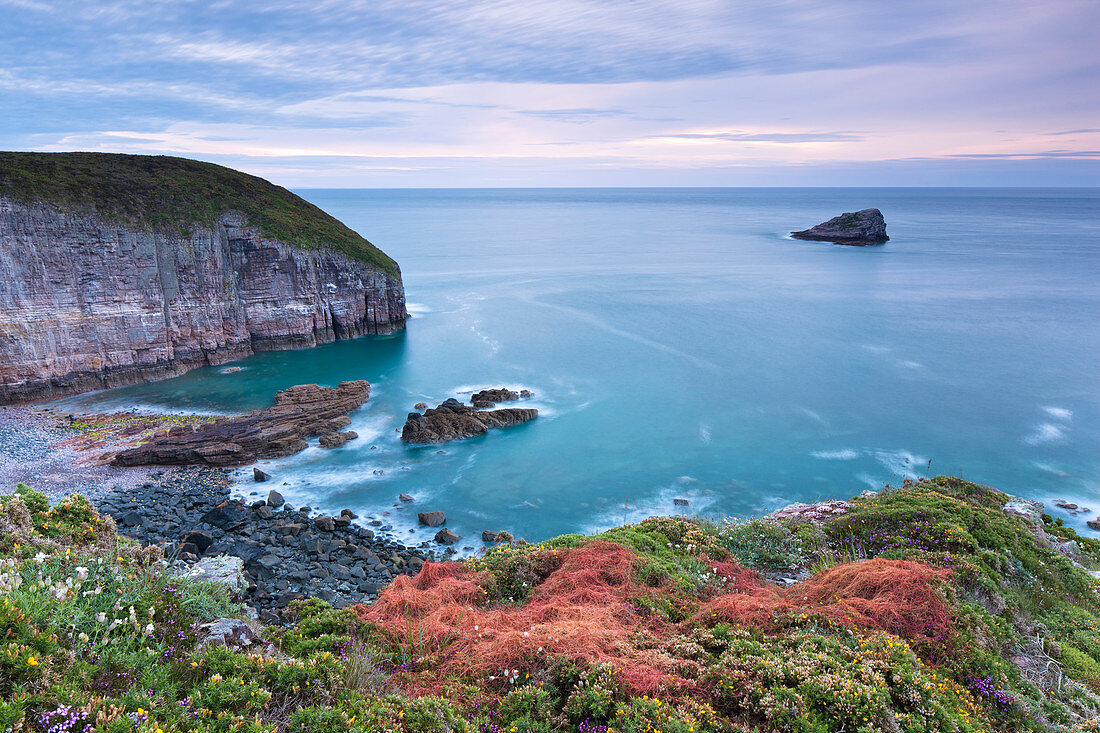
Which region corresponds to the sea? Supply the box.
[65,188,1100,550]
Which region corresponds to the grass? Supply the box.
[0,152,399,278]
[2,477,1099,732]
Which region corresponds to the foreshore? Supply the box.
[0,402,428,620]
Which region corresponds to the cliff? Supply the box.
[0,153,407,403]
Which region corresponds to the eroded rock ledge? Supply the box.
[401,396,537,444]
[111,380,369,467]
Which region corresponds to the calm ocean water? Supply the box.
[68,188,1100,549]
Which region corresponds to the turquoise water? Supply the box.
[68,188,1100,549]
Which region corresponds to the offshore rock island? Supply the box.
[0,152,407,404]
[791,208,889,245]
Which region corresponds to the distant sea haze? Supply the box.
[66,188,1100,549]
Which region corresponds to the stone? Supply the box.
[401,398,537,444]
[221,366,243,374]
[0,171,407,405]
[1087,519,1100,531]
[318,430,358,449]
[673,498,690,506]
[119,510,142,527]
[435,528,460,545]
[201,501,251,531]
[482,530,499,542]
[418,511,446,527]
[399,494,414,502]
[183,555,248,598]
[314,516,335,532]
[1002,497,1045,526]
[195,618,268,652]
[254,505,273,520]
[266,490,285,508]
[414,402,428,410]
[470,387,519,407]
[253,468,271,482]
[112,381,372,467]
[496,530,514,542]
[340,508,358,519]
[182,529,214,553]
[791,208,889,245]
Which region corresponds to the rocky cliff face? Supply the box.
[0,198,406,403]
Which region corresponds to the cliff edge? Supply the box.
[0,152,407,403]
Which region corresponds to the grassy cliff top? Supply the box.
[2,476,1099,732]
[0,151,399,278]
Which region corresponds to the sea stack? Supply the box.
[791,208,889,245]
[0,152,408,404]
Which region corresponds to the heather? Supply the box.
[2,477,1099,732]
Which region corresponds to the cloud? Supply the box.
[946,150,1100,159]
[651,131,865,143]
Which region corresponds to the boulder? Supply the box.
[418,511,446,527]
[1002,497,1045,526]
[319,430,358,449]
[182,555,248,598]
[435,528,460,545]
[471,388,519,408]
[791,209,888,245]
[399,494,414,502]
[112,381,371,467]
[1087,519,1100,532]
[266,490,285,508]
[253,467,271,482]
[182,529,214,553]
[414,402,428,410]
[195,618,271,653]
[673,498,690,506]
[314,516,335,532]
[482,530,499,542]
[201,501,251,531]
[401,398,537,444]
[496,530,513,542]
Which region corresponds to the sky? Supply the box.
[2,0,1099,186]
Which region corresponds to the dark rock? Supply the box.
[482,530,499,542]
[340,508,358,519]
[250,500,266,509]
[201,501,250,531]
[1088,519,1100,532]
[112,381,371,467]
[673,498,690,506]
[318,430,358,449]
[314,516,335,532]
[401,398,537,444]
[418,511,446,527]
[435,528,460,545]
[414,402,428,410]
[791,208,888,245]
[254,505,273,520]
[253,468,271,482]
[471,387,519,406]
[182,529,214,553]
[496,531,514,542]
[119,510,142,527]
[266,490,285,508]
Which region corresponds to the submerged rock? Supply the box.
[401,397,537,444]
[791,208,888,245]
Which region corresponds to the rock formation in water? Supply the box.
[791,208,889,245]
[111,380,370,467]
[401,397,538,444]
[470,386,531,408]
[0,152,407,403]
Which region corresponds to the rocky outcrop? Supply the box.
[0,200,406,403]
[401,397,538,444]
[791,208,888,245]
[111,381,369,467]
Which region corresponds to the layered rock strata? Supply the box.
[111,380,369,467]
[0,200,406,403]
[791,208,889,245]
[402,397,537,443]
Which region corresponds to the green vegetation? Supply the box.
[0,152,399,277]
[2,477,1099,731]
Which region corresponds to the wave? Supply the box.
[1042,406,1073,421]
[1032,461,1069,477]
[811,449,860,460]
[1025,423,1067,445]
[405,302,432,316]
[870,448,928,479]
